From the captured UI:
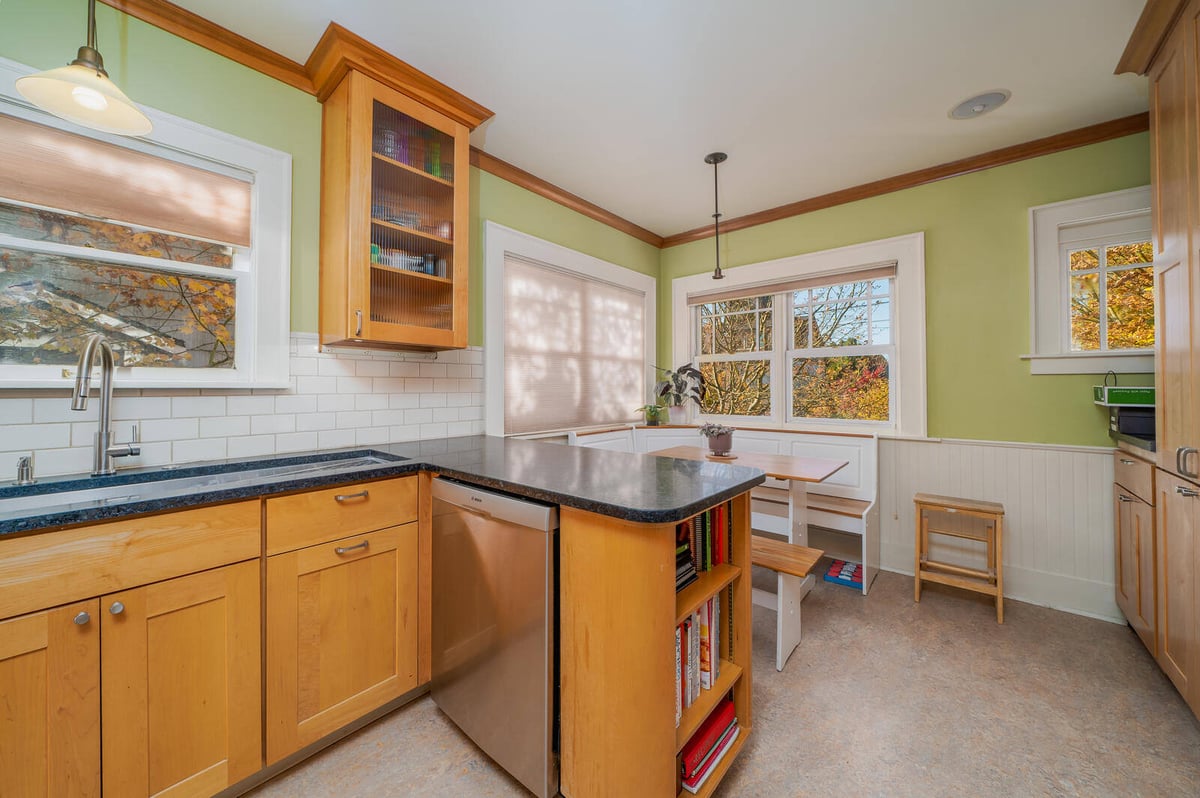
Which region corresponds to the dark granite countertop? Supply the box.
[0,435,766,538]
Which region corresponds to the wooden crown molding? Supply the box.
[469,148,664,247]
[99,0,313,93]
[661,112,1151,248]
[305,23,492,129]
[1116,0,1189,75]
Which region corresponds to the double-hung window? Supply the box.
[674,233,926,436]
[0,57,291,388]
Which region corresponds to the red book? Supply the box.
[680,696,735,775]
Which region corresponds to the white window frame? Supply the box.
[484,221,656,437]
[1026,186,1152,375]
[672,232,926,437]
[0,56,291,389]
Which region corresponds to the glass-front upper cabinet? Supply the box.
[319,66,478,351]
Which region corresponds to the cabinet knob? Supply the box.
[109,601,125,615]
[73,611,91,626]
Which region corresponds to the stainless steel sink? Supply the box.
[0,452,405,521]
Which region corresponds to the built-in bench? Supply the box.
[570,425,880,596]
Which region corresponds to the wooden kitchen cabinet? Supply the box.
[1155,470,1199,707]
[1114,480,1156,653]
[101,561,261,797]
[0,502,262,798]
[311,25,491,352]
[265,523,419,764]
[0,599,101,797]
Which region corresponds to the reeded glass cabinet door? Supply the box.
[321,70,470,351]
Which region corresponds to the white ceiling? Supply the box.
[170,0,1149,238]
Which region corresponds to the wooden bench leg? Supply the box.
[914,506,924,602]
[996,517,1004,624]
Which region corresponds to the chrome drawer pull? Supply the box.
[1177,485,1199,498]
[1181,447,1200,479]
[73,611,90,626]
[334,490,369,502]
[1117,494,1134,503]
[335,540,369,555]
[1119,459,1136,466]
[109,601,125,615]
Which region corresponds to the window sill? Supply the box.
[1021,351,1154,375]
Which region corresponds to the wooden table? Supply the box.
[650,446,847,669]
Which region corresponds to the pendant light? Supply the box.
[705,152,727,280]
[15,0,152,137]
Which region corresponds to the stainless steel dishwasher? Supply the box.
[431,477,558,798]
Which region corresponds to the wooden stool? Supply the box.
[913,493,1005,623]
[750,536,823,671]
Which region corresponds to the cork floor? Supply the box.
[247,569,1200,797]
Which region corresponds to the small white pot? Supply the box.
[667,405,687,425]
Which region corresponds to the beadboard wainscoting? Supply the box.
[0,333,484,479]
[878,437,1119,622]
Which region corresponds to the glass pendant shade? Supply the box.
[17,54,152,136]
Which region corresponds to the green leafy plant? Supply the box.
[635,404,664,425]
[654,363,706,408]
[698,423,734,438]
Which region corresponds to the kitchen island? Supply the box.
[0,436,764,798]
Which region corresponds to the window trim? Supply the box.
[483,221,656,437]
[1026,186,1152,375]
[672,232,926,437]
[0,56,291,389]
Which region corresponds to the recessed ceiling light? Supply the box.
[949,90,1011,120]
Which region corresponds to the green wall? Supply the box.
[469,169,661,344]
[660,133,1153,447]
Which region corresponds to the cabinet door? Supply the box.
[0,600,100,797]
[1156,471,1198,700]
[1115,484,1137,622]
[322,70,470,351]
[266,523,418,763]
[101,561,261,798]
[1132,495,1158,654]
[1151,16,1198,474]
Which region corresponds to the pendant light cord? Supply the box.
[705,152,727,280]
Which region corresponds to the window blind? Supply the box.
[687,262,897,306]
[503,254,646,435]
[0,112,251,246]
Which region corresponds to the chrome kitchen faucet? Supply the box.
[71,334,141,476]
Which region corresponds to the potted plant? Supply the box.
[635,404,664,426]
[699,423,735,456]
[655,364,706,425]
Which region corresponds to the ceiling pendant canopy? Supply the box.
[705,152,727,280]
[16,0,152,137]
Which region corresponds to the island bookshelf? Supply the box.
[560,492,753,797]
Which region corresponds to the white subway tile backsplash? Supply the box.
[318,394,357,413]
[228,435,276,458]
[140,418,199,442]
[275,431,319,452]
[274,395,318,414]
[295,413,336,432]
[251,414,296,435]
[228,395,277,416]
[200,416,250,438]
[4,423,71,451]
[171,396,227,418]
[173,437,228,463]
[317,429,356,449]
[0,399,33,425]
[336,410,372,429]
[0,337,484,477]
[355,427,388,445]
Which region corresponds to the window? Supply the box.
[674,233,925,436]
[0,56,291,388]
[1027,186,1152,375]
[484,222,656,436]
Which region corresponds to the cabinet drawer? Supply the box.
[1114,451,1155,504]
[0,500,260,621]
[265,476,417,555]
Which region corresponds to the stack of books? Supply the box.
[675,594,721,726]
[675,502,731,591]
[680,696,739,794]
